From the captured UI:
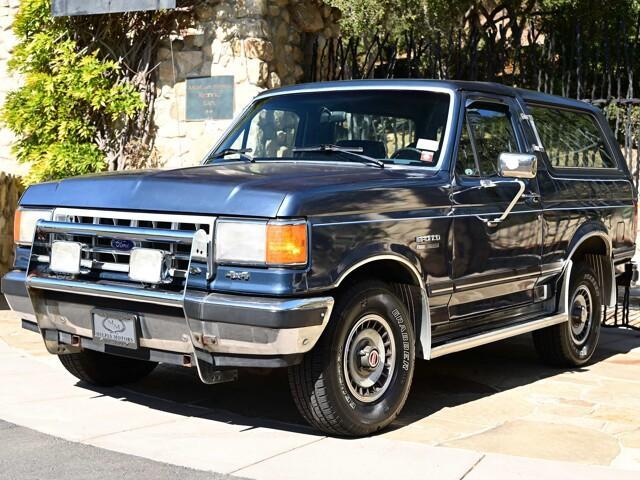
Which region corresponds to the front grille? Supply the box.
[52,208,215,280]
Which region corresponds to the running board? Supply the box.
[430,312,568,359]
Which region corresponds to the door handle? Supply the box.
[522,192,541,204]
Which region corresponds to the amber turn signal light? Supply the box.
[266,222,308,266]
[13,209,21,244]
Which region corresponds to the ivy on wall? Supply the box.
[1,0,195,184]
[1,0,143,184]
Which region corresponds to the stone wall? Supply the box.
[153,0,340,168]
[0,0,341,176]
[0,172,23,275]
[0,0,26,177]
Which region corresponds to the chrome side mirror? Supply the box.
[498,153,537,179]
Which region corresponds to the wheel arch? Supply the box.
[333,254,432,359]
[561,228,615,309]
[567,228,612,260]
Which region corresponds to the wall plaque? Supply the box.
[52,0,176,16]
[186,76,235,121]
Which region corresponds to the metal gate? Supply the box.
[304,5,640,185]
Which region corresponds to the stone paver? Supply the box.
[378,306,640,470]
[466,453,640,480]
[445,419,621,464]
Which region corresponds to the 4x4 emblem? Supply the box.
[225,271,250,281]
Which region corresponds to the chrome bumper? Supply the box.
[3,269,333,372]
[2,219,334,381]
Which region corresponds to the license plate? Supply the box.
[92,310,139,349]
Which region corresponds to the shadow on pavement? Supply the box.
[72,323,640,437]
[395,327,640,428]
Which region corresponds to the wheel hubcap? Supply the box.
[343,314,395,403]
[570,285,593,346]
[360,345,380,369]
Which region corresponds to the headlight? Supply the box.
[216,220,267,265]
[14,208,53,245]
[215,219,308,267]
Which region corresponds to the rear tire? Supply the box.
[58,350,158,387]
[288,281,415,436]
[533,262,602,367]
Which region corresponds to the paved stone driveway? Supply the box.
[1,299,639,478]
[386,307,640,469]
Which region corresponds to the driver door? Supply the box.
[448,95,543,324]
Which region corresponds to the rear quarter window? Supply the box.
[529,105,617,170]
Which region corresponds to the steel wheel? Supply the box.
[569,284,593,347]
[533,262,602,367]
[342,314,396,403]
[288,280,415,436]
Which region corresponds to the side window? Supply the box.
[529,106,616,169]
[456,102,518,177]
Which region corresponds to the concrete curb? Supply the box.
[0,336,638,480]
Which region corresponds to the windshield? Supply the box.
[207,89,451,167]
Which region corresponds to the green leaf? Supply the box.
[1,0,143,184]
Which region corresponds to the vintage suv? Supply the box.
[2,80,636,436]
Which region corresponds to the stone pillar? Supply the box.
[0,0,27,176]
[0,172,23,275]
[152,0,340,169]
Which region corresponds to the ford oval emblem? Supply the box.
[111,239,135,251]
[102,317,126,334]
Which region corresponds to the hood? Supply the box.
[20,161,441,218]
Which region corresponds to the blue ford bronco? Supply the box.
[2,80,637,436]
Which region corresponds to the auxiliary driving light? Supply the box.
[128,248,171,284]
[49,241,84,275]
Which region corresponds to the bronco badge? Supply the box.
[415,234,440,250]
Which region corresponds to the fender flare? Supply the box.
[561,228,615,308]
[565,224,612,259]
[333,253,432,360]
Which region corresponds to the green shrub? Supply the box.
[1,0,143,184]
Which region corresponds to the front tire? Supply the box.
[533,262,602,367]
[58,350,158,387]
[288,281,415,436]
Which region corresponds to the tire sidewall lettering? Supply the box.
[334,289,415,418]
[391,308,411,371]
[335,340,357,409]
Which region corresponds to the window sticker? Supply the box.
[420,151,435,163]
[416,138,439,151]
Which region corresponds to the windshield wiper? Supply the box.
[208,148,254,162]
[292,144,384,168]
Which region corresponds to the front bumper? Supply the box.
[2,270,333,374]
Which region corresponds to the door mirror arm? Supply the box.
[477,178,527,227]
[475,151,537,226]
